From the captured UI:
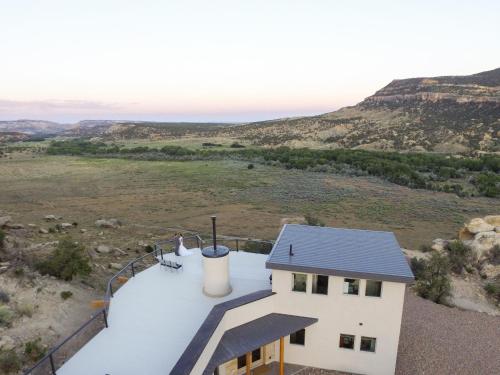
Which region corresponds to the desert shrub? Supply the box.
[414,252,451,304]
[230,142,245,148]
[0,290,9,304]
[243,241,273,254]
[144,245,154,253]
[48,227,56,233]
[419,244,433,253]
[0,305,14,327]
[13,268,24,277]
[305,214,324,227]
[484,278,500,302]
[0,350,21,374]
[247,163,254,169]
[35,237,91,281]
[60,291,73,300]
[16,304,33,318]
[0,228,5,249]
[487,245,500,265]
[410,258,427,280]
[24,338,46,362]
[446,240,473,273]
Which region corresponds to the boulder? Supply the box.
[39,228,49,234]
[138,240,149,248]
[95,218,121,229]
[458,227,475,241]
[0,216,12,227]
[431,238,448,252]
[60,223,73,229]
[470,231,500,260]
[96,245,111,254]
[28,223,37,228]
[44,215,58,221]
[484,215,500,227]
[480,264,500,279]
[109,262,123,270]
[466,218,495,234]
[5,223,25,229]
[0,336,16,351]
[80,229,87,233]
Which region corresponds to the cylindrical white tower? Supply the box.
[202,216,232,297]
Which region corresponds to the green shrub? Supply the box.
[144,245,154,253]
[24,338,46,362]
[13,268,24,277]
[419,244,433,253]
[487,245,500,265]
[305,214,325,227]
[48,227,56,234]
[60,291,73,300]
[0,290,9,304]
[36,237,91,281]
[410,258,427,280]
[414,252,451,304]
[446,240,473,274]
[0,305,14,327]
[0,350,21,374]
[243,241,273,254]
[247,163,254,169]
[0,229,5,249]
[484,278,500,302]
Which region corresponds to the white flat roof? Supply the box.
[58,249,271,375]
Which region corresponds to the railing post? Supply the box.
[196,236,201,249]
[160,247,164,260]
[131,263,135,277]
[49,353,56,375]
[102,309,108,328]
[236,239,239,251]
[109,283,113,298]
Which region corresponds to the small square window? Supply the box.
[237,354,246,369]
[339,334,355,349]
[343,278,359,295]
[312,274,329,295]
[290,329,305,345]
[292,273,307,292]
[252,348,261,362]
[365,280,382,297]
[360,337,376,352]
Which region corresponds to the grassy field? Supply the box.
[1,152,498,250]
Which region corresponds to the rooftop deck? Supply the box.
[58,249,271,375]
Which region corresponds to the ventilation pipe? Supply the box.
[201,216,232,297]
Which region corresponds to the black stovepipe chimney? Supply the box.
[211,215,217,254]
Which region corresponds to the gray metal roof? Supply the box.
[266,224,414,283]
[170,289,274,375]
[203,313,318,375]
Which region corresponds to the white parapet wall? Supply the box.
[271,269,406,375]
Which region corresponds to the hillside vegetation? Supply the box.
[46,140,500,197]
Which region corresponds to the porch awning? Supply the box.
[203,313,318,374]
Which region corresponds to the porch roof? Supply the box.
[203,313,318,374]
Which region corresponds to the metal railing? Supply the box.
[22,233,272,374]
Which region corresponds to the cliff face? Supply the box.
[226,68,500,153]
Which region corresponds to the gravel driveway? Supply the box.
[396,290,500,375]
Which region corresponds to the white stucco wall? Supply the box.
[271,270,406,375]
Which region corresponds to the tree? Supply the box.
[415,252,451,304]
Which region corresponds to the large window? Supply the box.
[339,334,355,349]
[365,280,382,297]
[343,278,359,295]
[360,337,376,352]
[312,274,329,295]
[292,273,307,292]
[290,329,305,345]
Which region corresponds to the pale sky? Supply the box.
[0,0,499,123]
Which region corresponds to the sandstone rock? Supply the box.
[484,215,500,227]
[280,216,307,226]
[44,215,58,221]
[60,223,73,229]
[0,261,10,267]
[431,238,448,252]
[458,227,475,241]
[109,262,123,270]
[466,218,495,234]
[5,223,25,229]
[0,216,12,227]
[96,245,111,254]
[0,336,16,351]
[28,223,37,228]
[112,247,127,256]
[495,227,500,233]
[470,231,500,260]
[39,228,49,234]
[138,240,148,248]
[80,229,87,233]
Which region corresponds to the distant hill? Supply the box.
[222,67,500,152]
[0,120,68,135]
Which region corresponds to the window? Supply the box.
[360,337,376,352]
[343,278,359,295]
[251,348,261,362]
[365,280,382,297]
[237,354,246,369]
[339,334,355,349]
[312,274,329,295]
[290,329,305,345]
[292,273,307,292]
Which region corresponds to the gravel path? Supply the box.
[396,290,500,375]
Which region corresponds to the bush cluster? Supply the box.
[412,253,451,304]
[0,350,21,374]
[446,240,473,274]
[24,338,46,362]
[36,237,91,281]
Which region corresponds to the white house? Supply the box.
[57,223,414,375]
